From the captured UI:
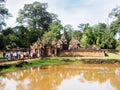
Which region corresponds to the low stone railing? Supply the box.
[59,50,105,57]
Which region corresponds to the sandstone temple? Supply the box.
[30,33,105,57]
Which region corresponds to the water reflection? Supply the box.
[0,64,120,90]
[58,74,115,90]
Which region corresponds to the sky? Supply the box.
[5,0,120,29]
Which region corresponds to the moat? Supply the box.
[0,64,120,90]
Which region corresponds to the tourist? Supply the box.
[3,51,6,58]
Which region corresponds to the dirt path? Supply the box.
[0,58,39,65]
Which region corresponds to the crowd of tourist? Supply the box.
[2,50,41,61]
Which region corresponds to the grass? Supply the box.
[0,58,71,74]
[106,53,120,58]
[0,53,3,58]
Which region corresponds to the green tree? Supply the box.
[116,38,120,50]
[109,6,120,49]
[105,24,116,49]
[13,26,30,48]
[2,27,14,35]
[42,21,63,44]
[28,29,41,44]
[63,24,74,42]
[42,30,56,44]
[0,33,5,49]
[16,1,57,37]
[80,34,88,47]
[73,30,82,42]
[2,27,18,48]
[109,6,120,35]
[93,23,106,48]
[93,23,116,49]
[78,23,89,32]
[49,21,63,38]
[0,0,11,31]
[79,23,93,47]
[4,34,18,48]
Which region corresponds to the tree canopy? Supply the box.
[0,0,11,31]
[1,1,120,50]
[16,1,57,35]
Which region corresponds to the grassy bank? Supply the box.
[0,58,78,74]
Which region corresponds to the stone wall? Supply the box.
[59,50,105,57]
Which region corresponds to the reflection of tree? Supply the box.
[83,69,120,90]
[0,78,5,90]
[0,65,120,90]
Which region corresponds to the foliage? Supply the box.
[63,24,74,42]
[0,0,11,31]
[16,1,58,37]
[80,34,88,47]
[78,23,89,32]
[5,34,18,48]
[109,6,120,36]
[42,30,57,44]
[41,21,62,44]
[0,33,5,49]
[1,1,120,50]
[93,23,106,48]
[92,23,116,49]
[79,24,93,47]
[1,27,17,48]
[73,30,82,42]
[116,39,120,50]
[14,26,30,48]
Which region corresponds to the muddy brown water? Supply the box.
[0,64,120,90]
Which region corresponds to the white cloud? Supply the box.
[5,0,120,29]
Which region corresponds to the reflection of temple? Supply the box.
[1,64,120,90]
[30,33,104,57]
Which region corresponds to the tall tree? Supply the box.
[2,27,18,48]
[63,24,74,42]
[109,6,120,35]
[93,23,116,49]
[0,33,5,49]
[13,26,30,48]
[93,23,106,48]
[73,30,82,42]
[79,23,93,47]
[108,7,120,49]
[0,0,11,31]
[78,23,89,32]
[49,21,63,38]
[16,1,57,37]
[42,21,63,44]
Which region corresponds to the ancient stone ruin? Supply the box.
[30,33,105,57]
[68,37,80,50]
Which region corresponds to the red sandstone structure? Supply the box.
[30,33,105,57]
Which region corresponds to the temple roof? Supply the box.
[60,33,67,44]
[51,37,58,46]
[68,37,80,50]
[30,38,44,49]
